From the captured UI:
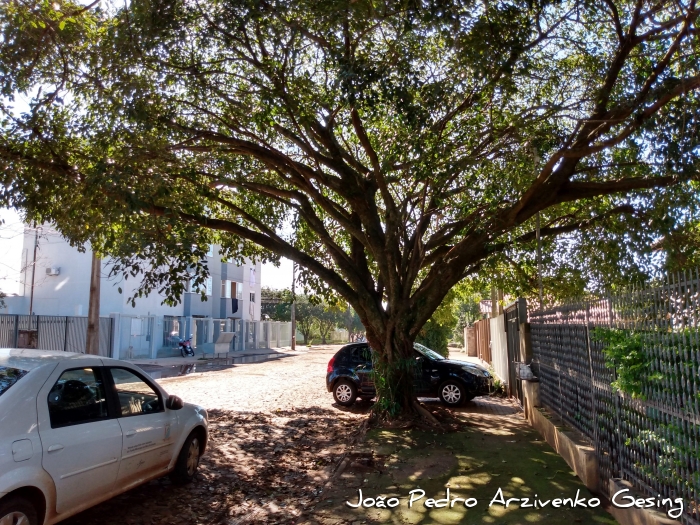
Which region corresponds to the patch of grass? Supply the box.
[318,415,618,525]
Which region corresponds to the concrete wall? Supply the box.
[522,382,680,525]
[523,381,599,493]
[464,326,476,356]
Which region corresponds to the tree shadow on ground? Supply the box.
[63,407,365,525]
[309,397,618,525]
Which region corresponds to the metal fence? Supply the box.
[162,315,187,349]
[530,271,700,525]
[115,315,155,360]
[0,314,113,356]
[0,313,295,359]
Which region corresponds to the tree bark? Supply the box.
[365,323,422,421]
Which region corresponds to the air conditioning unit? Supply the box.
[45,267,60,276]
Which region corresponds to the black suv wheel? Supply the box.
[439,380,466,406]
[333,379,358,406]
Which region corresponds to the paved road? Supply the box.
[65,346,366,525]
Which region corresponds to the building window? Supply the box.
[188,275,213,295]
[222,280,243,299]
[250,292,255,303]
[207,245,214,257]
[250,267,256,286]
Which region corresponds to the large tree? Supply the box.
[2,0,700,419]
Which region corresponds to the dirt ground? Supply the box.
[65,346,365,525]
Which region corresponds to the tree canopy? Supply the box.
[2,0,700,418]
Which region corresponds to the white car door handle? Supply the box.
[125,430,137,437]
[47,444,64,452]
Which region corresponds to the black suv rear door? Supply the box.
[351,345,374,394]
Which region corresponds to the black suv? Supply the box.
[326,342,492,407]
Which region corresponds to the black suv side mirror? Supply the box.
[165,394,184,410]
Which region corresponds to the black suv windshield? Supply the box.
[414,343,445,361]
[0,366,29,397]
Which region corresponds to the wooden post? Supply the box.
[537,211,543,310]
[86,252,101,355]
[291,262,296,350]
[28,225,39,315]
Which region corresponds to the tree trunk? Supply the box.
[364,327,438,424]
[351,289,447,426]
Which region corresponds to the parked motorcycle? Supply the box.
[179,335,195,357]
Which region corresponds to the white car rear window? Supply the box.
[0,366,28,396]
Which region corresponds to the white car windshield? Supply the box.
[413,342,445,361]
[0,366,28,397]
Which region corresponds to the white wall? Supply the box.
[12,227,183,317]
[489,314,509,385]
[5,225,262,321]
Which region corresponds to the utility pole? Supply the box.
[531,143,544,311]
[86,252,101,355]
[490,287,503,317]
[290,262,296,350]
[537,212,543,311]
[28,224,39,315]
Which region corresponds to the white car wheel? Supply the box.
[171,430,204,484]
[0,497,37,525]
[186,437,201,477]
[0,511,30,525]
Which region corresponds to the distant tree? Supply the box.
[295,295,318,344]
[341,306,364,342]
[316,303,342,344]
[416,291,459,357]
[452,281,489,340]
[260,286,292,321]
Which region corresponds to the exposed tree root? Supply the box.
[412,399,441,427]
[368,398,445,431]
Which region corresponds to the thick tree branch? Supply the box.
[515,205,636,244]
[556,176,678,202]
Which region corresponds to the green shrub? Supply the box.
[591,328,653,399]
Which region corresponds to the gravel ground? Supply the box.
[64,346,367,525]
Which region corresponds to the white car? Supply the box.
[0,348,208,525]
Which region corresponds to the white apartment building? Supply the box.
[2,226,262,357]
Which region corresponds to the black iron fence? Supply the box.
[530,271,700,525]
[0,314,113,356]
